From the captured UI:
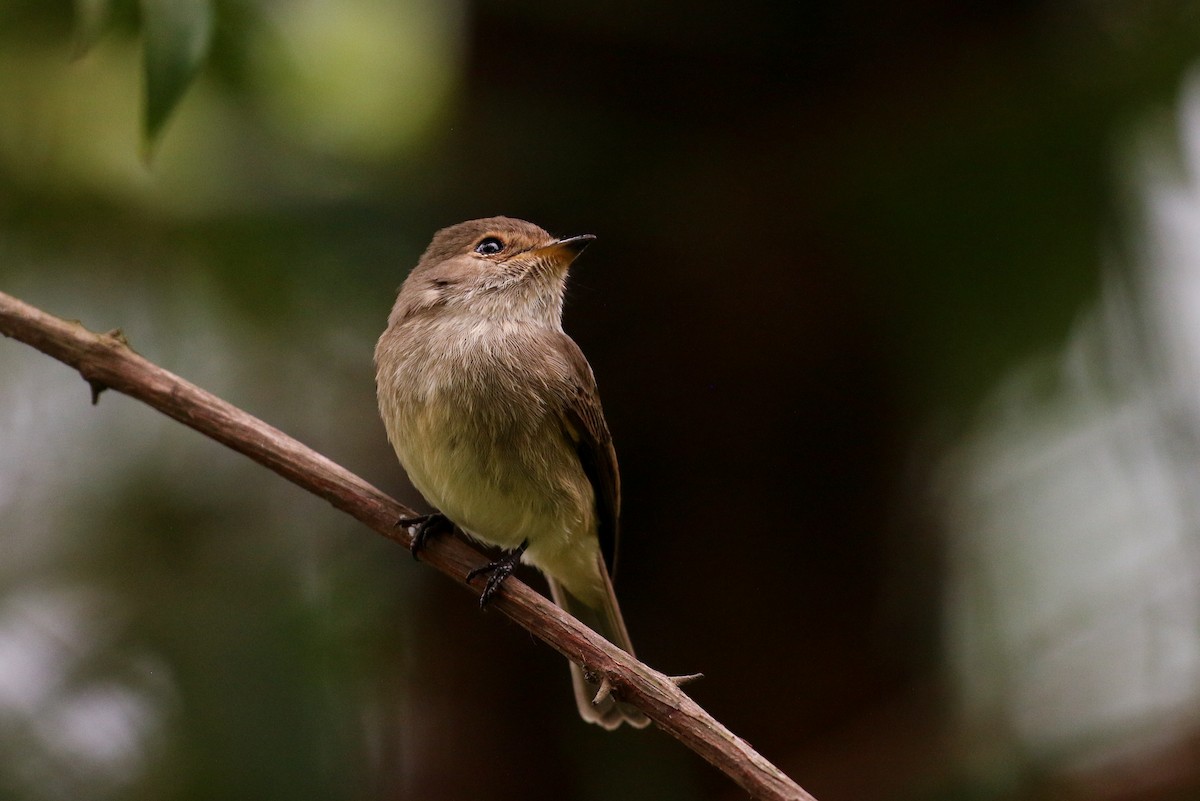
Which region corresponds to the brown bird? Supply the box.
[374,217,648,729]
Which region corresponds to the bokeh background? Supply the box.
[4,1,1200,799]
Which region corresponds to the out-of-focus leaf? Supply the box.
[73,0,114,58]
[139,0,213,152]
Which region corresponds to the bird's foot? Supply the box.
[466,540,529,607]
[397,512,453,559]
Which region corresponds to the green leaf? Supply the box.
[73,0,115,58]
[139,0,214,152]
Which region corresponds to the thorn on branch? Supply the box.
[88,329,131,404]
[669,673,705,687]
[592,677,613,706]
[88,379,109,405]
[104,328,130,347]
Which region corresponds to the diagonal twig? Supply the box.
[0,289,816,801]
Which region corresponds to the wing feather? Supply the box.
[553,333,621,575]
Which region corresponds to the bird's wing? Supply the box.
[554,333,621,576]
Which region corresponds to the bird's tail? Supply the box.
[547,558,650,730]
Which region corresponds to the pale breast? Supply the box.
[376,316,595,556]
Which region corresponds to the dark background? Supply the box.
[3,1,1200,799]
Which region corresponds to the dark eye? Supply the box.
[475,237,504,256]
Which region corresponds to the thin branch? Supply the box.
[0,289,817,801]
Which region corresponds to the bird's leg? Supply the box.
[466,540,529,607]
[397,512,454,559]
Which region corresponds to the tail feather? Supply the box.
[547,559,650,730]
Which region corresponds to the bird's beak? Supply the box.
[532,234,596,268]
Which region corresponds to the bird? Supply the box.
[374,216,649,729]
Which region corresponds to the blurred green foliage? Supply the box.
[136,0,213,148]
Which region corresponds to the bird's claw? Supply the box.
[397,512,453,559]
[466,540,529,607]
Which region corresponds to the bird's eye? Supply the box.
[475,237,504,256]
